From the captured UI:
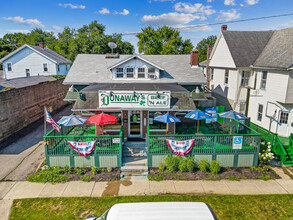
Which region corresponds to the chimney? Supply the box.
[39,42,44,49]
[221,25,227,31]
[190,49,199,66]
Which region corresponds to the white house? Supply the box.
[201,25,293,137]
[0,43,72,80]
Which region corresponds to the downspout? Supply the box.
[234,69,240,109]
[245,87,251,117]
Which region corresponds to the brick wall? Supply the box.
[0,78,69,143]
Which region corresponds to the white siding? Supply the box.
[209,34,236,68]
[112,58,159,80]
[248,70,292,137]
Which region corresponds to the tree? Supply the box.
[196,35,217,63]
[137,26,193,55]
[0,20,134,62]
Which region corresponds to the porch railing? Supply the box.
[44,126,123,167]
[147,120,261,168]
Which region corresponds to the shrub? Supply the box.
[210,160,221,175]
[198,160,210,173]
[91,167,99,175]
[186,157,195,172]
[63,166,72,174]
[27,167,70,184]
[178,158,188,172]
[74,168,83,175]
[165,155,180,172]
[259,143,274,164]
[158,163,166,171]
[81,176,92,182]
[228,176,240,181]
[107,167,113,172]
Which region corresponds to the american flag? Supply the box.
[45,107,61,132]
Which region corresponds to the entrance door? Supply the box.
[128,110,142,137]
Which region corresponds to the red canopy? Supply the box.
[88,113,118,125]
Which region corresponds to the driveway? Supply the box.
[0,105,72,181]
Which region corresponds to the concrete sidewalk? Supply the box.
[1,176,293,219]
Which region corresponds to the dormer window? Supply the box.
[126,67,134,78]
[138,68,145,78]
[148,68,156,79]
[116,68,124,78]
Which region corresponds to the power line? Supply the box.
[1,12,293,47]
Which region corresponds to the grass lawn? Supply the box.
[10,194,293,220]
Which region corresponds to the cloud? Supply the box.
[174,2,216,16]
[175,24,213,32]
[141,12,202,26]
[224,0,236,6]
[246,0,259,5]
[278,20,293,29]
[52,25,62,31]
[2,16,45,28]
[58,3,86,9]
[6,29,30,34]
[114,9,130,15]
[216,9,240,21]
[207,0,214,2]
[97,8,110,15]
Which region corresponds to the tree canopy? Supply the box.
[196,35,217,63]
[0,20,134,62]
[136,26,193,55]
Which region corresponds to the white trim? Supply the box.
[128,110,142,137]
[43,63,49,72]
[7,62,13,72]
[25,68,31,77]
[108,55,164,71]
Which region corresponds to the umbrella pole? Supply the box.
[102,125,104,135]
[230,120,232,134]
[95,125,98,136]
[197,120,199,134]
[166,124,167,135]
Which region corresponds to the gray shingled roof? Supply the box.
[0,76,56,89]
[29,45,72,64]
[63,54,206,85]
[254,27,293,69]
[222,30,273,67]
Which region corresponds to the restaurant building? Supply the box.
[63,50,214,139]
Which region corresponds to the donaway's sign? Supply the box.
[99,91,170,109]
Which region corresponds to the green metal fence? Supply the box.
[147,121,261,168]
[250,122,293,164]
[44,126,123,168]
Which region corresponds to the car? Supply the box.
[86,202,217,220]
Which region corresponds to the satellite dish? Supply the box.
[108,42,117,54]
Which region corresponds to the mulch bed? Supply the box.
[63,167,121,181]
[149,166,280,181]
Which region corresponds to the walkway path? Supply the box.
[0,105,72,181]
[1,168,293,220]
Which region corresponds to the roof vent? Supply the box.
[105,53,119,59]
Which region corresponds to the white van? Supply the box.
[86,202,217,220]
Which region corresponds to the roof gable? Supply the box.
[107,54,164,70]
[0,44,72,64]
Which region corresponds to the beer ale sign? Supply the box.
[99,90,170,109]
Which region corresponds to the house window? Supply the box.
[280,112,289,124]
[261,71,267,89]
[257,104,263,121]
[148,68,155,73]
[116,68,124,78]
[104,112,122,130]
[138,68,145,78]
[241,71,251,87]
[211,84,214,90]
[57,65,60,72]
[149,111,167,130]
[211,68,214,80]
[7,63,12,72]
[25,69,30,77]
[126,67,134,78]
[43,63,48,72]
[224,69,229,84]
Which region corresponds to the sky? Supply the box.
[1,0,293,51]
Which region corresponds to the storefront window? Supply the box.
[175,112,196,134]
[149,111,167,130]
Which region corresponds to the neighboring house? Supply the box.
[0,43,72,80]
[201,25,293,137]
[63,51,210,138]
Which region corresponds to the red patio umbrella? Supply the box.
[88,113,118,135]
